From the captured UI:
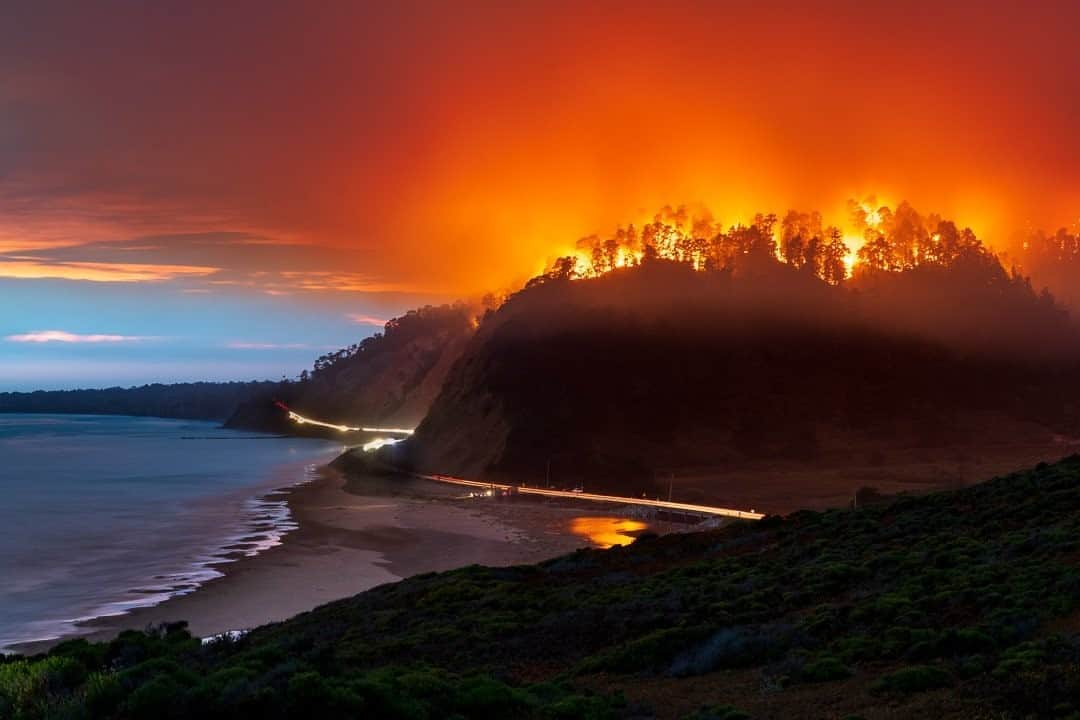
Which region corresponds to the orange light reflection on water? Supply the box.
[570,517,648,548]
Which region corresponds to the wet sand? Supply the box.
[13,468,612,654]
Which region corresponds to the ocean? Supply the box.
[0,414,340,651]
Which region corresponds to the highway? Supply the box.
[279,404,764,521]
[281,406,414,435]
[416,473,766,520]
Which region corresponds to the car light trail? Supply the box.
[362,437,404,452]
[276,402,414,435]
[416,473,765,520]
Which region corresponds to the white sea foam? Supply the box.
[0,416,338,652]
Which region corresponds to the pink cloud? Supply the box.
[0,259,218,283]
[5,330,149,343]
[347,313,387,327]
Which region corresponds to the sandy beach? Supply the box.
[13,467,648,654]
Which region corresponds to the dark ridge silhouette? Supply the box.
[0,382,277,422]
[225,304,477,434]
[397,250,1080,505]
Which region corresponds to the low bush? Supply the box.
[801,656,852,683]
[872,665,952,694]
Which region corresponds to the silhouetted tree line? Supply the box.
[309,304,475,380]
[0,382,278,421]
[531,207,843,287]
[1012,225,1080,311]
[531,200,1066,300]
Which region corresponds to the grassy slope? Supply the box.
[3,458,1080,719]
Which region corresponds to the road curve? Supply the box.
[416,473,765,520]
[277,405,763,520]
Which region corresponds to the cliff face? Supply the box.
[401,261,1080,499]
[226,305,475,434]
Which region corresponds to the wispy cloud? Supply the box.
[0,259,218,283]
[0,233,443,297]
[347,313,387,327]
[277,271,427,294]
[5,330,150,343]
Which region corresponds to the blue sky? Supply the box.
[0,272,444,391]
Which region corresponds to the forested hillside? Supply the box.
[398,208,1080,501]
[225,304,475,433]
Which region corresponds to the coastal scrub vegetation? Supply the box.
[4,456,1079,718]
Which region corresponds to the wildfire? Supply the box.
[862,203,883,228]
[616,247,637,268]
[843,252,858,273]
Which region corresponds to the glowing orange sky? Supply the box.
[2,0,1078,296]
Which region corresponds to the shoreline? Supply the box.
[12,465,614,655]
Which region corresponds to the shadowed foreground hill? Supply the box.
[226,304,475,434]
[4,456,1079,719]
[399,260,1080,501]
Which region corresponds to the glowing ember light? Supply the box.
[862,203,883,227]
[615,247,640,268]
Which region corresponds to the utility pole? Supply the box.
[546,458,551,488]
[668,472,674,502]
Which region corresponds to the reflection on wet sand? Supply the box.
[570,517,648,548]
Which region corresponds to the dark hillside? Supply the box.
[6,456,1080,719]
[226,304,475,433]
[401,261,1080,501]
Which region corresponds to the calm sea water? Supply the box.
[0,414,340,651]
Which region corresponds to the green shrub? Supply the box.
[949,628,997,655]
[0,655,87,716]
[801,656,851,683]
[452,675,531,718]
[830,635,879,663]
[954,654,992,679]
[872,665,952,694]
[123,675,187,719]
[51,639,107,672]
[992,642,1046,678]
[286,672,369,719]
[682,704,753,720]
[83,671,124,717]
[579,625,712,674]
